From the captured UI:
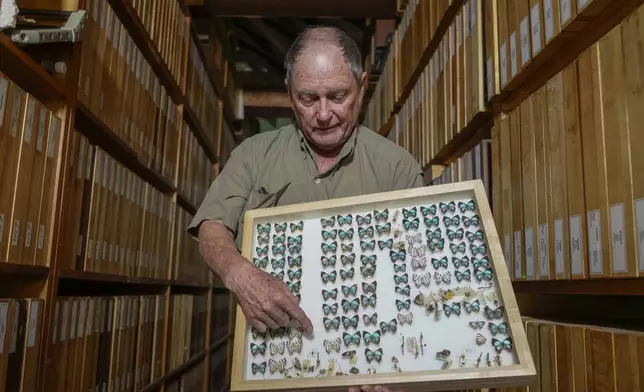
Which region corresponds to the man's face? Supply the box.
[286,45,366,152]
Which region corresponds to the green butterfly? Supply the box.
[322,229,338,240]
[443,302,461,317]
[362,281,377,293]
[323,316,340,331]
[378,239,393,250]
[421,204,437,216]
[322,288,338,301]
[287,281,301,293]
[256,224,271,234]
[253,257,268,269]
[390,250,406,262]
[321,241,338,254]
[251,328,266,340]
[271,244,285,255]
[362,330,381,345]
[272,234,285,244]
[288,245,301,257]
[342,315,359,329]
[492,337,513,353]
[271,258,285,269]
[250,341,267,356]
[393,263,406,272]
[256,246,268,257]
[342,331,361,346]
[395,285,411,296]
[342,284,358,297]
[337,214,353,226]
[341,243,354,252]
[341,253,355,265]
[429,255,447,269]
[357,214,372,226]
[395,299,411,311]
[361,294,377,308]
[402,207,417,218]
[466,229,485,242]
[359,226,375,239]
[289,221,304,232]
[321,217,336,228]
[339,228,354,240]
[452,256,470,268]
[271,270,284,280]
[251,361,266,375]
[341,298,360,313]
[288,269,302,281]
[428,239,445,251]
[463,215,480,227]
[424,216,440,228]
[288,255,302,267]
[321,255,336,267]
[463,299,480,314]
[447,228,464,240]
[426,228,442,240]
[470,243,487,255]
[274,222,287,233]
[489,321,508,336]
[360,240,375,251]
[257,235,270,245]
[440,201,456,213]
[379,319,397,334]
[455,269,471,282]
[288,235,302,246]
[459,200,476,213]
[321,270,337,284]
[323,303,338,315]
[374,209,389,222]
[475,267,494,282]
[450,241,466,254]
[403,217,420,230]
[376,223,391,235]
[473,256,490,269]
[443,215,461,227]
[394,273,408,285]
[340,267,355,280]
[360,265,376,278]
[361,254,377,266]
[484,305,505,319]
[363,313,378,326]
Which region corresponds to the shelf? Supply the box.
[59,269,171,286]
[513,278,644,296]
[75,104,176,195]
[429,111,493,166]
[140,350,207,392]
[210,332,231,352]
[183,105,218,163]
[0,33,66,103]
[177,191,198,215]
[0,262,49,277]
[376,113,397,136]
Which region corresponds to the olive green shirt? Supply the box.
[188,124,424,248]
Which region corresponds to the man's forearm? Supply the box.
[198,220,245,288]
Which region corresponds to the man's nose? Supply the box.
[316,99,332,122]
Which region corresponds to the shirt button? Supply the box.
[314,178,321,184]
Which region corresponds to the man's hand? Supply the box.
[226,260,313,333]
[349,386,403,392]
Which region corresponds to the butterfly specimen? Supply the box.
[323,303,339,315]
[287,281,301,294]
[270,271,284,281]
[340,267,355,280]
[433,271,451,285]
[492,337,513,352]
[466,229,485,242]
[342,350,357,358]
[294,293,301,302]
[426,228,442,241]
[271,257,285,270]
[256,246,268,257]
[341,253,355,265]
[397,311,414,325]
[396,299,411,311]
[289,221,304,232]
[362,330,382,345]
[271,244,286,255]
[447,228,464,241]
[268,327,286,339]
[443,302,462,317]
[470,243,488,255]
[362,282,377,294]
[251,361,266,375]
[452,256,470,268]
[395,285,411,296]
[343,332,361,347]
[459,200,476,213]
[402,207,417,219]
[484,305,505,319]
[321,255,336,267]
[375,239,392,252]
[342,315,359,330]
[403,217,420,230]
[360,264,376,278]
[257,235,270,245]
[455,269,471,282]
[473,257,490,269]
[323,337,341,354]
[250,341,267,356]
[321,217,336,228]
[489,321,509,336]
[450,241,466,254]
[287,339,302,355]
[412,272,432,287]
[322,229,338,240]
[321,241,338,254]
[469,321,486,330]
[407,233,423,246]
[443,215,461,228]
[421,205,437,216]
[273,234,287,245]
[412,257,428,270]
[462,215,480,228]
[342,284,358,297]
[375,223,392,235]
[323,316,341,331]
[475,268,494,282]
[288,269,302,281]
[339,228,354,241]
[374,209,389,222]
[380,319,398,334]
[394,273,408,285]
[251,328,266,340]
[257,224,271,235]
[361,254,377,266]
[432,256,448,269]
[321,270,337,284]
[390,249,406,262]
[365,348,384,363]
[393,263,406,273]
[427,239,445,252]
[337,214,353,226]
[341,243,354,252]
[359,293,377,309]
[440,201,457,214]
[342,298,360,313]
[288,235,303,252]
[268,358,287,375]
[476,333,487,346]
[360,240,376,251]
[252,257,268,269]
[322,288,338,301]
[363,313,378,326]
[424,216,440,228]
[463,299,480,314]
[287,327,302,340]
[357,214,373,226]
[271,222,285,233]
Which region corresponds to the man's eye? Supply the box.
[300,96,315,105]
[331,94,346,103]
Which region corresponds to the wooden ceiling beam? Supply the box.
[247,18,292,55]
[243,90,292,108]
[204,0,397,18]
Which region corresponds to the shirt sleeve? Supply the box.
[187,140,253,239]
[391,154,425,190]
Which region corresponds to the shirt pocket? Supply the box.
[244,182,292,212]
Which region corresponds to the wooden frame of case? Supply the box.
[231,181,535,392]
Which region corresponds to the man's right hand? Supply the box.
[225,259,313,334]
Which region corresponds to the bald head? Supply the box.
[284,26,363,88]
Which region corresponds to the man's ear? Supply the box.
[284,79,290,94]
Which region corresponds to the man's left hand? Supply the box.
[348,386,403,392]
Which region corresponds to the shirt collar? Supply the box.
[297,125,359,166]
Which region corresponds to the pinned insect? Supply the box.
[250,341,267,356]
[374,209,389,222]
[288,255,302,268]
[269,342,285,356]
[362,281,377,294]
[475,333,487,346]
[289,221,304,232]
[338,228,354,242]
[323,338,341,354]
[340,267,355,281]
[363,313,378,326]
[336,214,352,227]
[268,358,287,375]
[252,361,267,375]
[391,356,403,372]
[406,233,423,246]
[397,311,413,325]
[412,272,432,287]
[287,338,303,355]
[378,239,394,250]
[411,257,428,270]
[358,226,375,239]
[407,337,420,358]
[379,318,398,334]
[342,315,359,330]
[342,284,358,298]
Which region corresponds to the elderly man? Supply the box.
[188,26,422,392]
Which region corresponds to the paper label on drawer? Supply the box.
[636,198,644,272]
[514,230,523,278]
[554,219,564,275]
[48,116,57,158]
[25,222,32,249]
[465,3,471,37]
[0,303,8,354]
[87,300,94,336]
[587,209,603,274]
[570,215,583,275]
[27,301,40,347]
[525,227,535,278]
[539,223,550,277]
[520,17,530,66]
[500,42,508,86]
[10,90,21,137]
[10,302,19,353]
[531,4,543,55]
[70,301,78,340]
[610,203,627,273]
[61,301,68,342]
[0,78,8,125]
[457,14,463,47]
[560,0,572,25]
[36,107,46,152]
[578,0,590,11]
[51,302,59,344]
[510,32,518,77]
[486,57,494,101]
[471,0,477,29]
[544,0,555,41]
[0,213,4,242]
[11,220,20,246]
